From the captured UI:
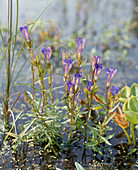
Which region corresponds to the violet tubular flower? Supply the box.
[76,37,86,56]
[41,47,52,63]
[19,24,30,42]
[94,63,104,81]
[66,81,74,95]
[73,72,82,91]
[106,67,117,88]
[87,80,93,91]
[92,56,103,81]
[96,56,102,64]
[63,58,75,76]
[111,85,119,96]
[92,56,102,68]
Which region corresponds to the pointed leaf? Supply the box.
[131,83,138,97]
[100,136,112,145]
[119,86,130,103]
[129,148,137,155]
[91,104,103,110]
[128,96,138,112]
[123,96,138,124]
[124,111,138,124]
[75,162,85,170]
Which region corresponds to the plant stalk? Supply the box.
[5,0,12,124]
[48,64,54,115]
[131,123,136,146]
[123,128,132,145]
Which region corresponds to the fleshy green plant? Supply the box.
[119,83,138,146]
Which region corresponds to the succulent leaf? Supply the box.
[123,96,138,124]
[119,85,130,103]
[131,83,138,97]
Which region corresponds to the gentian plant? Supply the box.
[76,37,86,67]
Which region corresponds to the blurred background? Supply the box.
[0,0,138,86]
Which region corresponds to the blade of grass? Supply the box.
[4,110,24,142]
[10,56,30,94]
[11,0,19,70]
[0,29,5,48]
[30,0,54,31]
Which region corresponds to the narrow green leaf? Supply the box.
[129,148,137,155]
[75,162,85,170]
[105,114,115,125]
[110,102,120,113]
[100,136,112,145]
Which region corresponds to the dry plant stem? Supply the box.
[31,64,35,103]
[97,111,111,145]
[85,90,93,137]
[68,97,74,141]
[97,87,110,144]
[78,54,81,68]
[85,100,91,137]
[10,92,20,110]
[30,49,35,114]
[41,81,45,115]
[48,65,54,115]
[35,111,54,138]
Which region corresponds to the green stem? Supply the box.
[123,128,132,145]
[0,29,5,48]
[5,0,11,124]
[11,0,19,69]
[131,123,136,146]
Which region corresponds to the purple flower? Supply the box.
[63,58,75,76]
[73,72,82,90]
[19,24,30,42]
[76,37,86,56]
[66,81,74,95]
[96,56,102,64]
[111,85,119,96]
[87,80,93,91]
[92,56,103,81]
[92,56,102,68]
[41,47,52,63]
[74,91,81,104]
[94,63,104,81]
[106,67,117,87]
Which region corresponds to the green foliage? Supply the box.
[118,83,138,146]
[129,148,137,155]
[119,85,130,103]
[119,83,138,103]
[123,96,138,124]
[131,83,138,97]
[119,83,138,124]
[75,162,85,170]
